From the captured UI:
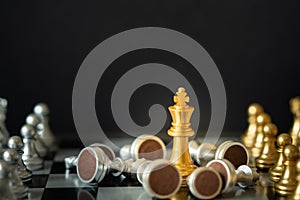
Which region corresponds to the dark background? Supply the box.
[1,0,300,144]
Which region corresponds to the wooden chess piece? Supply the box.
[119,134,166,160]
[290,97,300,148]
[206,159,259,193]
[241,103,264,148]
[187,167,222,199]
[269,133,292,182]
[189,140,249,168]
[256,123,278,171]
[275,144,299,196]
[251,112,271,158]
[292,160,300,200]
[168,87,197,186]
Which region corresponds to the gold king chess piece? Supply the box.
[269,133,293,182]
[168,87,197,186]
[290,97,300,148]
[241,103,264,148]
[275,144,299,197]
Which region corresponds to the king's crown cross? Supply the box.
[174,87,189,106]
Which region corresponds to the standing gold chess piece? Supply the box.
[269,133,293,182]
[241,103,264,148]
[275,144,299,197]
[290,97,300,148]
[168,87,197,186]
[256,123,278,171]
[292,160,300,200]
[251,113,271,158]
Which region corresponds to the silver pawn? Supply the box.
[206,159,259,193]
[26,114,48,157]
[0,98,9,146]
[33,103,56,151]
[3,149,29,199]
[21,124,43,171]
[0,160,16,200]
[8,136,32,182]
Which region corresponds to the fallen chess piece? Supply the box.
[8,136,32,182]
[206,159,259,193]
[187,167,222,199]
[0,160,16,200]
[76,145,181,199]
[3,149,29,199]
[119,134,166,161]
[189,140,249,168]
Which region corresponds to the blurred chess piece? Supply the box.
[241,103,264,148]
[0,160,16,200]
[26,113,48,157]
[269,133,292,182]
[291,160,300,200]
[189,140,249,168]
[168,87,197,185]
[21,124,44,170]
[33,103,57,151]
[251,113,272,159]
[256,123,278,171]
[0,98,9,146]
[8,136,32,182]
[290,97,300,148]
[119,134,166,161]
[187,167,222,199]
[3,149,29,199]
[275,144,299,196]
[206,159,259,193]
[76,145,181,199]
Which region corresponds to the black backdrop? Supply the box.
[1,0,300,144]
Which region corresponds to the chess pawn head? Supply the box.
[291,160,300,200]
[256,123,278,171]
[290,97,300,116]
[140,159,181,199]
[275,144,299,196]
[34,103,50,116]
[248,103,264,116]
[188,141,216,166]
[76,146,111,184]
[269,133,292,182]
[187,167,222,199]
[215,141,249,169]
[120,135,166,161]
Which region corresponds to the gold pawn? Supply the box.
[269,133,292,182]
[290,97,300,148]
[256,123,278,171]
[168,87,197,186]
[251,113,272,158]
[241,103,264,148]
[291,159,300,200]
[275,144,299,196]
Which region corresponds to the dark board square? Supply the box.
[27,175,49,188]
[42,188,97,200]
[50,161,77,174]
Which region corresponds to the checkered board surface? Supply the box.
[28,147,271,200]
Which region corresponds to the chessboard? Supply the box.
[26,140,273,200]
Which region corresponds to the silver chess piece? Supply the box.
[21,124,43,171]
[119,134,166,161]
[8,136,32,182]
[3,149,29,199]
[189,140,249,168]
[206,159,259,193]
[26,113,48,157]
[77,145,181,199]
[0,160,16,200]
[0,98,10,146]
[33,103,56,151]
